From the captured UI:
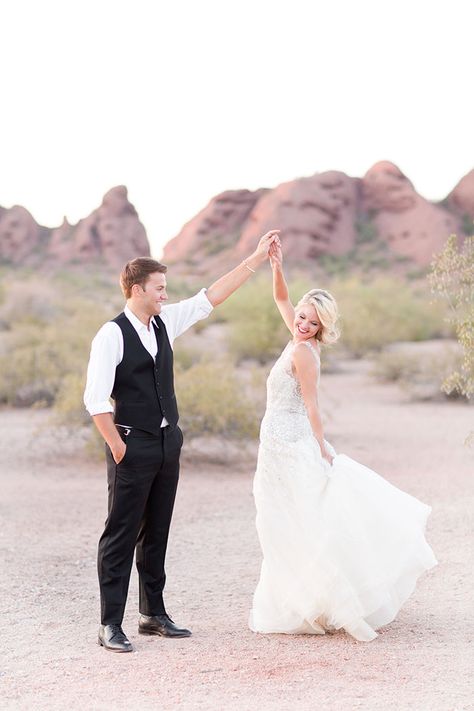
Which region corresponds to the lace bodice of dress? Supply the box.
[260,341,320,447]
[266,341,320,413]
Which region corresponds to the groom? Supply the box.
[84,230,279,652]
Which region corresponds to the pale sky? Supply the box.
[1,0,473,257]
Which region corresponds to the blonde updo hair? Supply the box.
[296,288,340,345]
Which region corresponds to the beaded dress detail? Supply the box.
[249,341,437,641]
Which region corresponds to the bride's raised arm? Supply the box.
[269,241,294,334]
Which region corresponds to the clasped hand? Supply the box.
[253,230,281,261]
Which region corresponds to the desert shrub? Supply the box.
[461,214,473,236]
[371,343,465,401]
[317,253,353,277]
[317,221,396,277]
[166,278,202,301]
[0,278,60,327]
[288,276,316,303]
[53,266,119,295]
[429,234,474,400]
[214,274,318,362]
[218,275,289,362]
[192,318,209,334]
[0,302,110,407]
[53,371,105,456]
[205,272,449,361]
[173,345,197,371]
[0,270,113,408]
[53,372,90,425]
[0,327,57,406]
[331,277,449,357]
[355,218,378,244]
[371,350,420,383]
[174,360,260,438]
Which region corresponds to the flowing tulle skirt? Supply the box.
[249,436,437,642]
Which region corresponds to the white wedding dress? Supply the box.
[249,341,437,642]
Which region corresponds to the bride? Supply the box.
[249,240,437,642]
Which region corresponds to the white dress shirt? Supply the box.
[84,288,213,425]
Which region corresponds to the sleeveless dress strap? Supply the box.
[294,340,320,364]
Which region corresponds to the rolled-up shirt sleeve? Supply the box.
[160,288,213,343]
[83,322,123,416]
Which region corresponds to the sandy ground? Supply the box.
[1,361,473,711]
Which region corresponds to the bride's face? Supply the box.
[293,304,321,341]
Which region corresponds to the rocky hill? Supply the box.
[163,161,474,275]
[0,186,150,269]
[2,164,472,277]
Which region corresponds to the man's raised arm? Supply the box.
[205,230,280,307]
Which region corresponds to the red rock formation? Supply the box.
[53,186,150,267]
[362,161,416,212]
[98,186,149,265]
[0,186,150,268]
[163,189,266,266]
[2,169,472,273]
[48,217,75,262]
[361,162,460,265]
[236,172,358,260]
[446,169,474,219]
[163,161,469,271]
[0,206,43,263]
[163,161,474,272]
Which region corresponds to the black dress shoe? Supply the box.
[98,624,133,652]
[138,613,192,638]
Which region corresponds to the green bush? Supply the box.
[175,360,260,438]
[371,343,465,401]
[53,372,90,425]
[218,275,289,362]
[370,350,420,383]
[0,271,113,408]
[173,344,198,371]
[429,234,474,400]
[355,218,378,244]
[0,278,59,327]
[200,273,449,361]
[0,303,110,407]
[461,214,473,236]
[53,371,105,456]
[331,277,449,357]
[0,265,461,456]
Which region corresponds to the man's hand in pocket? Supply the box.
[112,440,127,465]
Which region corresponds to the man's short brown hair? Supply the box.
[120,257,167,299]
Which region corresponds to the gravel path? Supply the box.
[1,363,473,710]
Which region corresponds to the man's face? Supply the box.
[139,271,168,315]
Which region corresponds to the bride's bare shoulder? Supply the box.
[291,341,320,369]
[294,340,320,358]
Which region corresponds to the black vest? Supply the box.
[111,312,179,434]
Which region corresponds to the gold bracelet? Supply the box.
[243,259,256,273]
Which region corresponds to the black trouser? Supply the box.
[97,425,183,626]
